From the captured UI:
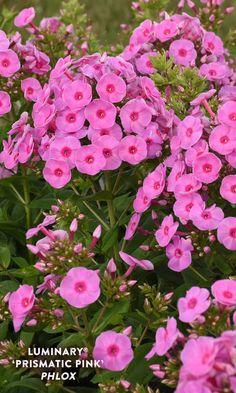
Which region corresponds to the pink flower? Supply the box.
[119,251,154,271]
[167,161,185,192]
[96,73,126,103]
[118,135,147,165]
[178,287,210,322]
[0,50,20,77]
[218,101,236,128]
[0,30,9,51]
[93,330,134,371]
[169,39,197,66]
[193,153,222,184]
[8,285,35,332]
[124,213,141,240]
[49,136,80,169]
[217,217,236,250]
[181,337,217,376]
[154,20,178,42]
[202,32,224,56]
[177,116,203,149]
[55,108,85,133]
[136,52,157,75]
[88,123,122,143]
[146,318,179,358]
[43,159,71,189]
[130,19,153,45]
[200,62,229,81]
[60,267,100,308]
[166,236,193,271]
[85,99,116,130]
[209,125,236,155]
[75,145,106,175]
[155,214,179,247]
[211,279,236,306]
[189,203,224,230]
[185,139,209,167]
[0,91,11,116]
[21,78,42,102]
[96,135,121,170]
[174,174,202,198]
[143,164,166,199]
[220,175,236,204]
[62,80,92,109]
[33,103,56,129]
[133,187,151,213]
[173,193,204,224]
[14,7,35,28]
[120,98,152,133]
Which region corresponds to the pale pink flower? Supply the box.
[143,164,166,199]
[14,7,35,28]
[21,78,42,102]
[220,175,236,204]
[211,279,236,306]
[193,152,222,184]
[124,213,141,240]
[33,103,56,129]
[167,161,185,193]
[173,193,204,224]
[120,98,152,133]
[49,136,80,169]
[217,217,236,250]
[60,267,100,308]
[8,285,35,332]
[55,108,85,133]
[155,214,179,247]
[96,135,121,170]
[93,330,134,371]
[0,91,11,115]
[185,139,209,167]
[209,125,236,155]
[146,318,179,358]
[43,159,71,189]
[178,287,210,322]
[154,20,178,42]
[0,30,9,51]
[135,52,157,75]
[218,101,236,128]
[62,80,92,109]
[119,251,154,271]
[166,236,193,271]
[189,203,224,230]
[169,39,197,66]
[130,19,153,45]
[133,187,151,213]
[96,73,126,103]
[0,50,20,77]
[85,99,117,129]
[75,145,106,175]
[87,123,122,143]
[118,135,147,165]
[174,174,202,198]
[200,62,229,81]
[202,32,224,56]
[177,116,203,149]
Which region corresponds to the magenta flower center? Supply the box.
[74,92,83,100]
[100,129,109,136]
[146,138,153,145]
[1,58,10,68]
[229,113,236,121]
[202,211,211,220]
[54,168,63,177]
[107,344,120,356]
[231,185,236,193]
[97,109,106,119]
[61,147,72,157]
[208,42,215,50]
[85,155,95,164]
[129,145,137,154]
[103,148,112,157]
[130,112,139,121]
[27,87,34,95]
[187,298,197,309]
[164,29,171,35]
[220,135,229,144]
[21,297,30,308]
[229,228,236,238]
[178,48,187,57]
[154,181,160,190]
[66,113,76,123]
[186,128,193,137]
[143,196,149,204]
[106,84,115,93]
[164,225,169,235]
[209,69,217,76]
[186,202,193,212]
[223,290,233,299]
[143,28,149,37]
[202,163,212,173]
[185,184,193,192]
[146,60,153,68]
[175,248,182,258]
[74,281,87,293]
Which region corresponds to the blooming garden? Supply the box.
[0,0,236,392]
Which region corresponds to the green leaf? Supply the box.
[102,227,118,252]
[58,332,84,348]
[0,246,11,268]
[126,344,153,384]
[4,378,47,393]
[90,300,130,333]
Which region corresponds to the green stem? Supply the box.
[22,166,32,230]
[112,167,123,194]
[92,302,109,333]
[104,172,119,260]
[136,322,150,347]
[189,265,208,282]
[10,184,26,205]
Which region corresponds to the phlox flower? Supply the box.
[154,20,178,43]
[119,251,154,271]
[96,135,121,170]
[130,19,153,45]
[135,52,157,75]
[146,317,179,358]
[33,103,56,129]
[75,145,106,175]
[0,50,20,77]
[85,99,117,129]
[43,159,71,189]
[209,125,236,155]
[21,78,42,102]
[200,62,229,81]
[226,149,236,169]
[0,91,11,116]
[62,80,92,109]
[217,217,236,251]
[60,267,100,308]
[189,203,224,230]
[220,175,236,204]
[133,187,151,213]
[120,98,152,134]
[174,173,202,198]
[50,56,72,80]
[177,115,203,149]
[8,285,35,332]
[93,330,134,371]
[124,213,141,240]
[14,7,35,28]
[175,381,211,393]
[143,164,166,199]
[178,287,210,322]
[173,193,204,224]
[87,123,122,143]
[202,32,224,56]
[169,39,197,66]
[211,279,236,306]
[166,236,193,271]
[167,161,185,193]
[39,135,53,160]
[0,30,9,51]
[141,127,162,159]
[55,107,85,133]
[193,152,222,184]
[155,214,179,247]
[184,139,209,167]
[96,72,126,103]
[218,101,236,128]
[49,136,80,169]
[118,135,147,165]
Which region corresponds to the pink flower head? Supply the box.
[0,50,20,77]
[141,127,162,159]
[119,251,154,271]
[217,217,236,250]
[62,80,92,109]
[173,193,204,224]
[120,98,152,134]
[43,159,71,189]
[189,203,224,230]
[154,20,178,42]
[55,108,85,133]
[167,160,185,193]
[0,91,11,116]
[93,330,134,371]
[211,279,236,306]
[181,337,217,376]
[96,135,121,170]
[75,145,106,175]
[190,89,216,106]
[88,123,122,143]
[60,267,100,308]
[200,62,229,81]
[85,99,117,129]
[143,164,166,199]
[174,174,202,198]
[209,125,236,155]
[155,214,179,247]
[146,317,179,358]
[124,213,141,240]
[14,7,35,28]
[220,175,236,204]
[0,30,9,51]
[21,78,42,102]
[169,39,197,66]
[8,285,35,332]
[118,135,147,165]
[178,287,210,322]
[177,116,203,149]
[166,236,193,271]
[218,101,236,128]
[202,32,224,56]
[96,72,126,103]
[135,52,157,75]
[130,19,153,45]
[133,187,151,213]
[33,103,56,129]
[193,153,222,184]
[49,136,80,169]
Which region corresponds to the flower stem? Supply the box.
[22,166,32,230]
[189,265,208,282]
[104,172,119,260]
